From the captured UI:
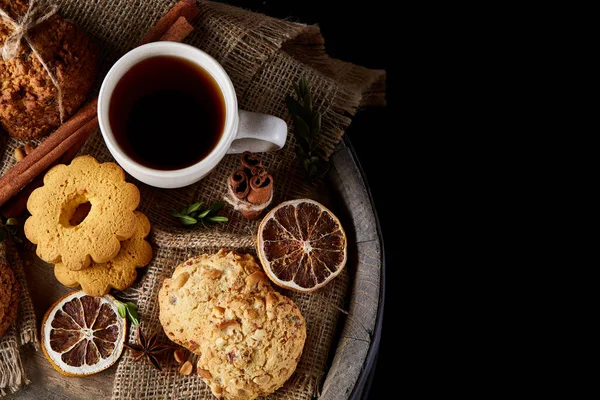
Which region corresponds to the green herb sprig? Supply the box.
[116,300,140,326]
[171,201,228,227]
[0,217,22,244]
[286,76,328,182]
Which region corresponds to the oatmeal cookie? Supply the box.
[0,0,97,140]
[159,249,306,400]
[54,211,153,296]
[0,261,19,338]
[24,155,140,271]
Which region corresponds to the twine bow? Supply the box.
[0,1,64,123]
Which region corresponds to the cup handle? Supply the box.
[226,110,288,154]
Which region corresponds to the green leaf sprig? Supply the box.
[116,300,140,326]
[0,217,22,244]
[286,76,328,182]
[171,201,228,228]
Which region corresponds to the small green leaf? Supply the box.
[293,115,311,141]
[125,302,138,317]
[171,212,186,218]
[196,209,211,219]
[207,216,228,223]
[178,215,198,225]
[185,202,203,214]
[117,302,127,319]
[296,145,308,159]
[6,218,18,226]
[303,87,312,112]
[300,76,309,98]
[311,113,321,138]
[303,158,311,172]
[286,97,305,118]
[128,312,140,326]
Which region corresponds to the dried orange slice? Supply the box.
[257,199,347,292]
[41,291,126,376]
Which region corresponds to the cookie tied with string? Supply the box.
[0,0,97,140]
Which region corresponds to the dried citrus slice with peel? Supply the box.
[41,291,126,376]
[257,199,347,292]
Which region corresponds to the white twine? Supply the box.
[0,1,64,123]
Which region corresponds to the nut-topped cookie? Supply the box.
[0,260,19,338]
[24,155,140,271]
[159,249,306,400]
[54,211,153,296]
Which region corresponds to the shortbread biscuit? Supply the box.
[159,249,306,400]
[54,211,152,296]
[24,155,140,271]
[0,261,19,338]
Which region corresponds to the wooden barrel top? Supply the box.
[5,138,384,400]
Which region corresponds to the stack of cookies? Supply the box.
[159,249,306,400]
[24,156,152,296]
[0,260,19,338]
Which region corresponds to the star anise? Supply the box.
[125,328,171,371]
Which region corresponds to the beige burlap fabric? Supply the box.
[0,0,384,398]
[0,241,38,396]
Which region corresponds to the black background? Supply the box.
[225,1,393,397]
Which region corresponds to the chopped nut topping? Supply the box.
[217,320,241,331]
[265,292,278,309]
[213,306,225,318]
[253,375,271,385]
[202,268,222,279]
[227,351,236,364]
[245,309,258,319]
[197,367,213,379]
[172,272,189,289]
[245,271,266,289]
[252,329,266,341]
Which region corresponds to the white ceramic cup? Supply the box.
[98,42,287,189]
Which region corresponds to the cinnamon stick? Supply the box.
[241,151,262,177]
[229,169,250,199]
[251,166,267,177]
[247,174,273,205]
[160,16,194,42]
[60,125,93,163]
[139,0,199,45]
[1,175,42,218]
[0,115,98,208]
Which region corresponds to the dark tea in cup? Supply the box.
[109,55,226,170]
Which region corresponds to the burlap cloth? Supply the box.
[0,0,384,398]
[0,242,38,396]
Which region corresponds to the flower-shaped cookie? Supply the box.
[24,156,140,271]
[54,212,153,296]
